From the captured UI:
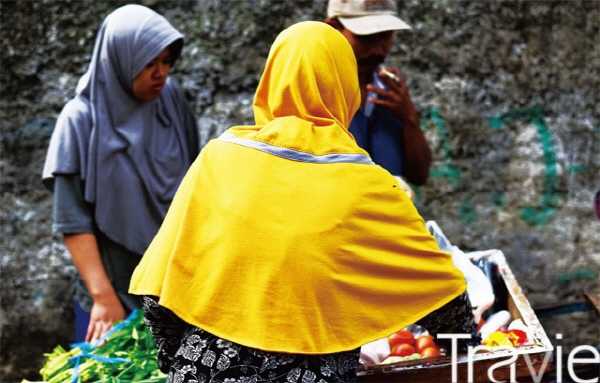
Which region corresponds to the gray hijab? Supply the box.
[43,4,198,254]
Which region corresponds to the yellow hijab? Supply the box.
[130,21,466,354]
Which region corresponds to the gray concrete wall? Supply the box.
[1,0,598,381]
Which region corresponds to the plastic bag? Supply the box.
[359,337,390,365]
[426,221,495,324]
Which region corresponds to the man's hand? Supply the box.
[366,67,431,186]
[366,67,416,120]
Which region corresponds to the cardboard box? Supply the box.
[357,249,554,383]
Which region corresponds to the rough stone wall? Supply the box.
[1,0,598,381]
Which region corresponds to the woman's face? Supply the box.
[132,47,172,102]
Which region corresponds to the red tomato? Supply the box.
[388,330,415,347]
[415,335,437,353]
[420,346,441,358]
[390,343,416,357]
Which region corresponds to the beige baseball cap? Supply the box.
[327,0,411,35]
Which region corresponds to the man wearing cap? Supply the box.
[325,0,431,187]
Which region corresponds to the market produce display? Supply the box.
[381,328,443,364]
[376,317,532,366]
[22,310,166,383]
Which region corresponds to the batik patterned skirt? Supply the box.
[141,296,360,383]
[141,291,479,383]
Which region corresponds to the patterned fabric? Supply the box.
[416,291,482,353]
[142,296,360,383]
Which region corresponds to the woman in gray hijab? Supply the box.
[42,4,199,344]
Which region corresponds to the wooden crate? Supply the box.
[357,249,554,383]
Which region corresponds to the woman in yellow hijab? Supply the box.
[130,21,479,382]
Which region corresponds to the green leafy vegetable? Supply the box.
[23,310,166,383]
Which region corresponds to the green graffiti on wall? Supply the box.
[458,198,476,224]
[488,106,560,225]
[421,107,462,190]
[420,106,566,226]
[489,191,505,208]
[568,164,588,173]
[420,107,469,222]
[556,269,599,282]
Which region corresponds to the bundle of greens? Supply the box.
[23,310,166,383]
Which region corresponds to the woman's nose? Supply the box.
[154,63,169,78]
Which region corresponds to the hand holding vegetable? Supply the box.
[86,294,125,344]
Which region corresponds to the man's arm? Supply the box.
[367,69,432,185]
[397,101,431,186]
